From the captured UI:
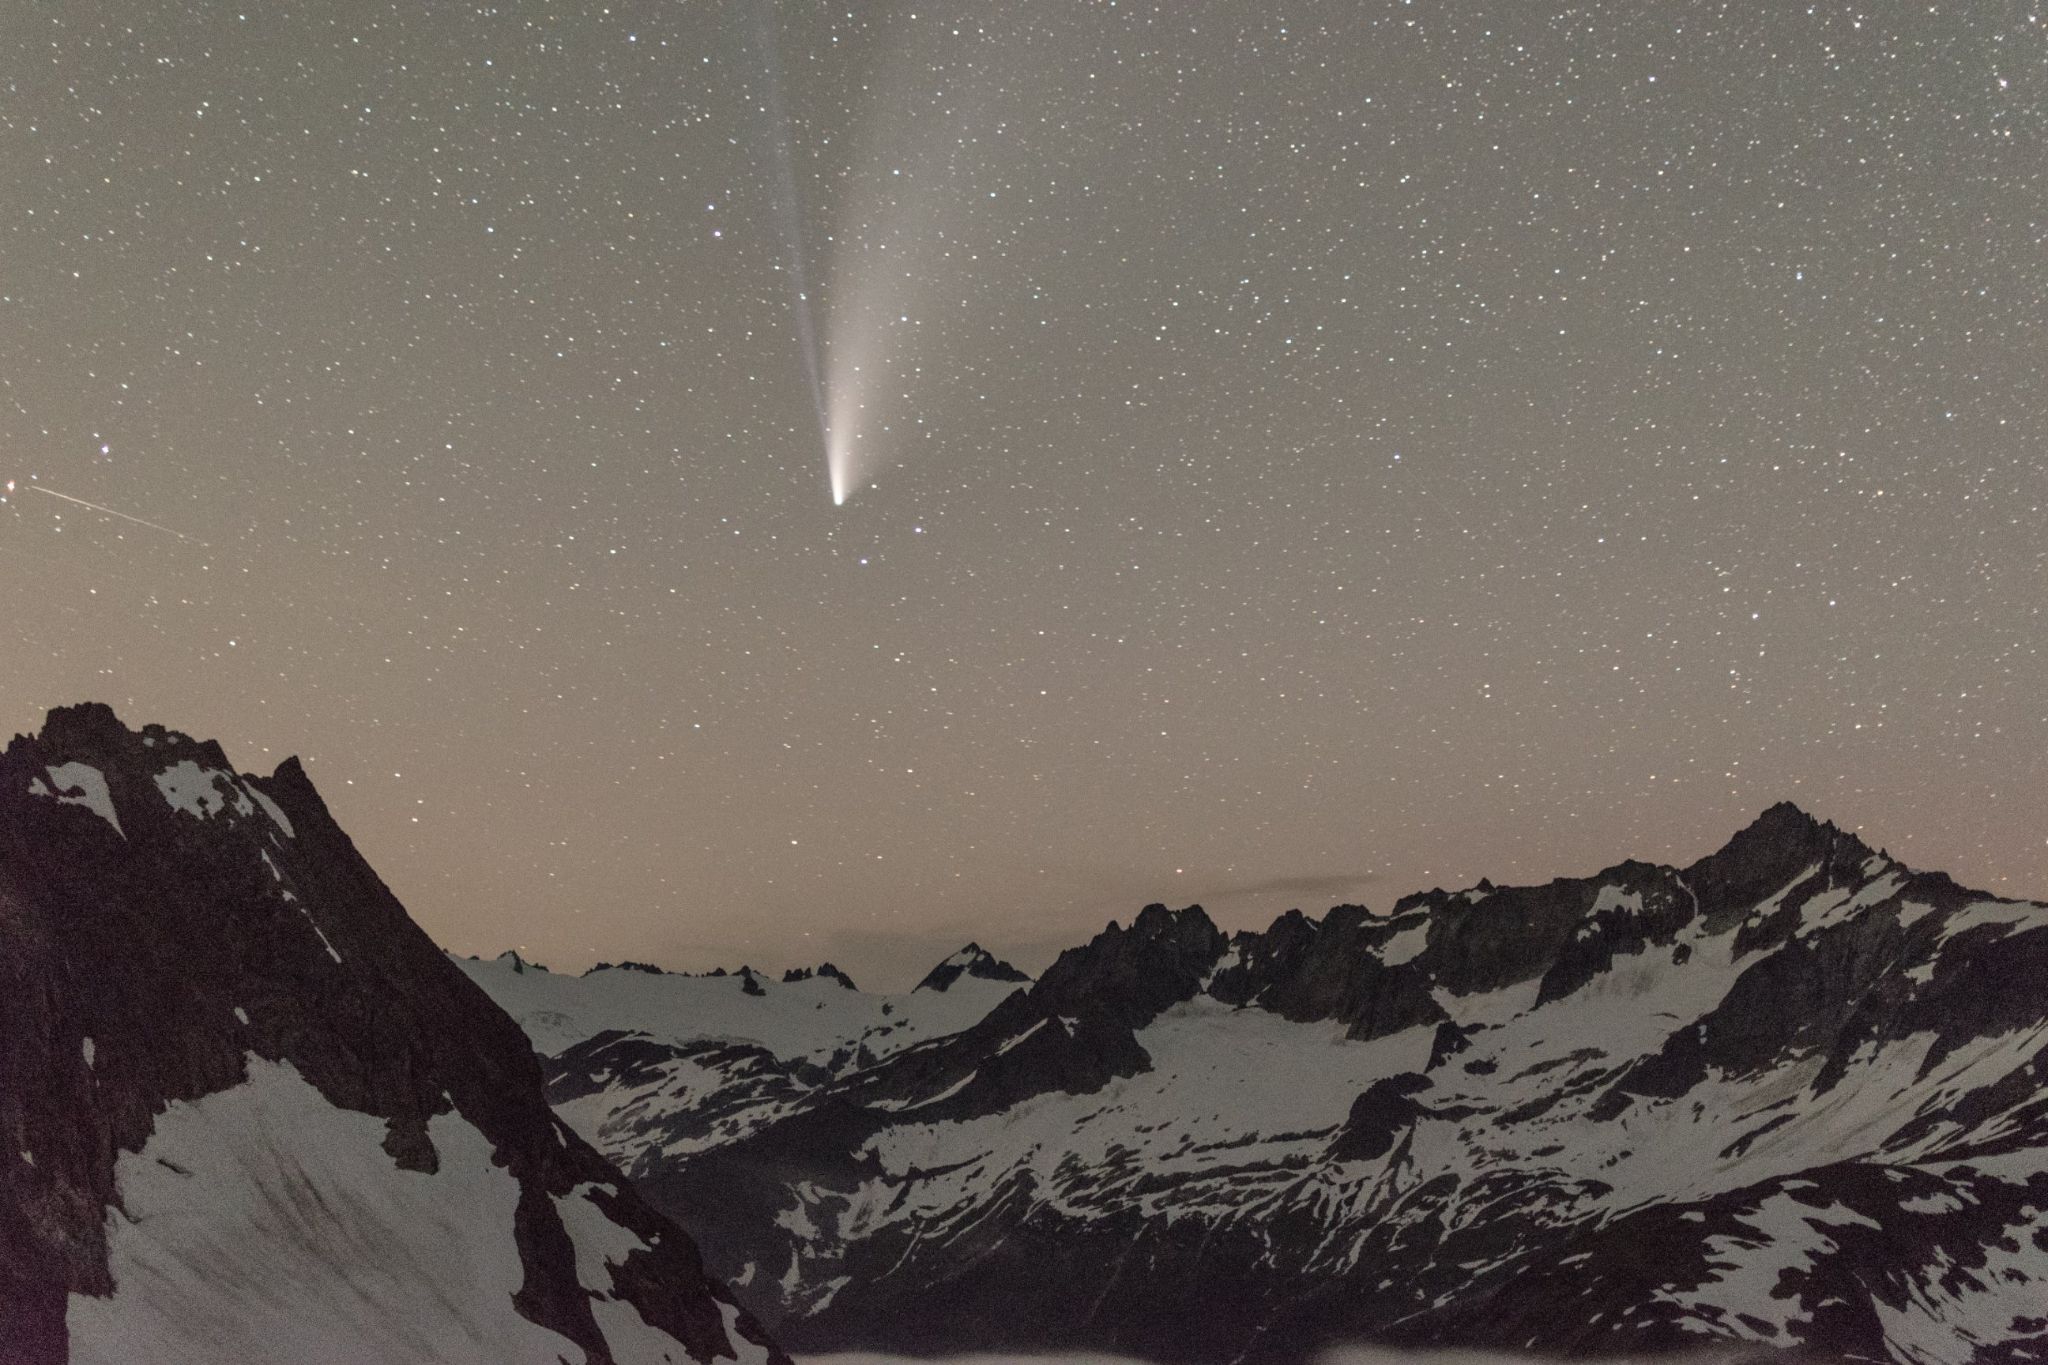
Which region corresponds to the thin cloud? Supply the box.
[1196,869,1382,905]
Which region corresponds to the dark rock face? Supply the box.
[912,942,1032,993]
[1684,801,1873,932]
[1209,909,1318,1006]
[1327,1074,1432,1161]
[1030,903,1228,1030]
[1252,910,1447,1042]
[0,703,786,1365]
[1534,862,1694,1004]
[491,797,2048,1365]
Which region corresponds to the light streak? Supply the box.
[748,5,833,500]
[29,485,208,545]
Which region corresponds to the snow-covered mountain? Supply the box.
[0,704,785,1365]
[454,945,1031,1173]
[477,802,2048,1364]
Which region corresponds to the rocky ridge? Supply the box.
[0,704,785,1365]
[493,801,2048,1363]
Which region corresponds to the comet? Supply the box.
[27,484,208,546]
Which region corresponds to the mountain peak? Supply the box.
[1,704,785,1362]
[914,943,1031,993]
[1032,903,1227,1029]
[1750,798,1828,835]
[1685,800,1876,926]
[1125,901,1223,946]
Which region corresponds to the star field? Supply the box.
[4,1,2044,987]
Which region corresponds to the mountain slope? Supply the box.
[483,803,2048,1364]
[0,703,785,1365]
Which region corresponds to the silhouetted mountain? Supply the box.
[0,703,785,1365]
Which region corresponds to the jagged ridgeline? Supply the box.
[0,704,786,1365]
[469,804,2048,1363]
[9,701,2046,1365]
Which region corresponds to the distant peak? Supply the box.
[1752,800,1827,832]
[1712,801,1859,858]
[1130,902,1219,942]
[1682,801,1878,923]
[914,943,1031,993]
[783,962,860,990]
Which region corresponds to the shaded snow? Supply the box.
[552,1181,716,1365]
[245,784,296,837]
[1378,916,1429,967]
[67,1057,595,1365]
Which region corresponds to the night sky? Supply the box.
[5,1,2043,989]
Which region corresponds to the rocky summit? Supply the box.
[475,801,2048,1364]
[0,704,785,1365]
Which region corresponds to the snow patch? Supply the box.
[994,1019,1050,1056]
[1897,899,1940,929]
[1900,1190,1964,1215]
[29,762,124,836]
[153,761,254,821]
[1935,900,2036,950]
[302,914,343,964]
[868,1070,978,1113]
[1378,917,1429,967]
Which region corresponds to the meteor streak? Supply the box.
[747,5,832,500]
[29,485,208,545]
